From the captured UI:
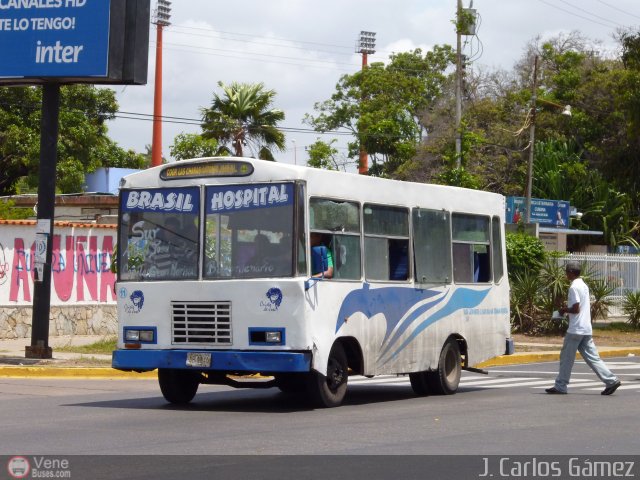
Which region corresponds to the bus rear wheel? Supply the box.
[306,343,348,408]
[426,338,461,395]
[158,368,201,404]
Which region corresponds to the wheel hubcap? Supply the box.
[326,358,345,391]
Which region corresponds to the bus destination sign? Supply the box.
[160,161,254,180]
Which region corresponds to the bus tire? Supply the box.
[426,338,461,395]
[306,343,348,408]
[158,368,201,404]
[275,373,307,393]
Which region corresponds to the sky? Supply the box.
[105,0,640,167]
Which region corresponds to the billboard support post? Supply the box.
[26,83,60,359]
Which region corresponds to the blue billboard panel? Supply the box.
[0,0,111,78]
[506,197,570,226]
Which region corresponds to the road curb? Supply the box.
[0,366,156,379]
[1,348,638,378]
[477,347,640,368]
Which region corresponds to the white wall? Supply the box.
[0,221,116,306]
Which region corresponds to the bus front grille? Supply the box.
[171,301,232,345]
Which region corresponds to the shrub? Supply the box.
[510,270,543,333]
[505,232,546,280]
[586,278,615,322]
[622,290,640,328]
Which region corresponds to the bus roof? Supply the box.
[121,157,505,218]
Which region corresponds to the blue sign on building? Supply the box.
[0,1,111,78]
[506,197,570,227]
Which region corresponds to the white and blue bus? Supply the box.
[112,157,513,407]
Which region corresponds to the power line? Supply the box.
[168,25,356,57]
[167,23,355,52]
[595,0,640,21]
[536,0,622,29]
[555,0,625,27]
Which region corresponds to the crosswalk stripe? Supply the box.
[459,377,533,386]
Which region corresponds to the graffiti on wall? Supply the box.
[0,228,116,305]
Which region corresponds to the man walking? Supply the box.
[546,261,621,395]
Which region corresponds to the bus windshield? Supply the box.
[204,182,295,279]
[119,187,200,281]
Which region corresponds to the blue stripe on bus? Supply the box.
[112,349,311,373]
[335,283,440,337]
[378,287,491,364]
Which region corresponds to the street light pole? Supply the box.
[292,139,297,165]
[525,55,538,224]
[151,0,171,168]
[356,31,376,175]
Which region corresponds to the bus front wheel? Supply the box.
[426,338,461,395]
[307,343,348,408]
[158,368,201,404]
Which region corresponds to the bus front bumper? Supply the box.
[112,349,312,373]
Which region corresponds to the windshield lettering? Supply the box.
[125,190,195,212]
[209,184,290,212]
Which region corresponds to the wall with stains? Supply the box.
[0,220,117,338]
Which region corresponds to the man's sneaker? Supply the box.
[545,387,567,394]
[601,380,621,396]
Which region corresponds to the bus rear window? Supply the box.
[118,187,200,281]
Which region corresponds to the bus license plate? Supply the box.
[186,352,211,368]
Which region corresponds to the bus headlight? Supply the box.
[124,328,156,343]
[248,328,284,345]
[265,331,282,343]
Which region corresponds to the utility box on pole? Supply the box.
[460,8,477,36]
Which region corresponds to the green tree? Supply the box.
[306,139,340,170]
[170,133,219,161]
[200,82,285,160]
[305,46,455,176]
[0,84,143,195]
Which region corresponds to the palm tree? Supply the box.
[200,81,286,160]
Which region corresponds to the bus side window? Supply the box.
[332,235,361,280]
[364,204,409,282]
[412,208,452,284]
[452,214,491,283]
[309,198,361,280]
[389,239,409,280]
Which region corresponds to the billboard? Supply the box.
[0,0,149,85]
[506,197,570,227]
[0,1,111,78]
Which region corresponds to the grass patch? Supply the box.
[56,337,117,355]
[593,322,639,333]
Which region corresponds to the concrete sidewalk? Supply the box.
[0,335,639,378]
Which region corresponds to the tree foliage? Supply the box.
[200,81,285,160]
[170,133,219,161]
[0,85,145,195]
[305,46,455,176]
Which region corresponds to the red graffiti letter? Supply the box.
[100,235,116,302]
[52,235,74,302]
[75,236,98,301]
[9,238,31,302]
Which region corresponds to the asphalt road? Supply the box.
[0,357,640,478]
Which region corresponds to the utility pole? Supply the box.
[525,55,538,224]
[356,31,376,174]
[455,0,463,169]
[151,0,171,167]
